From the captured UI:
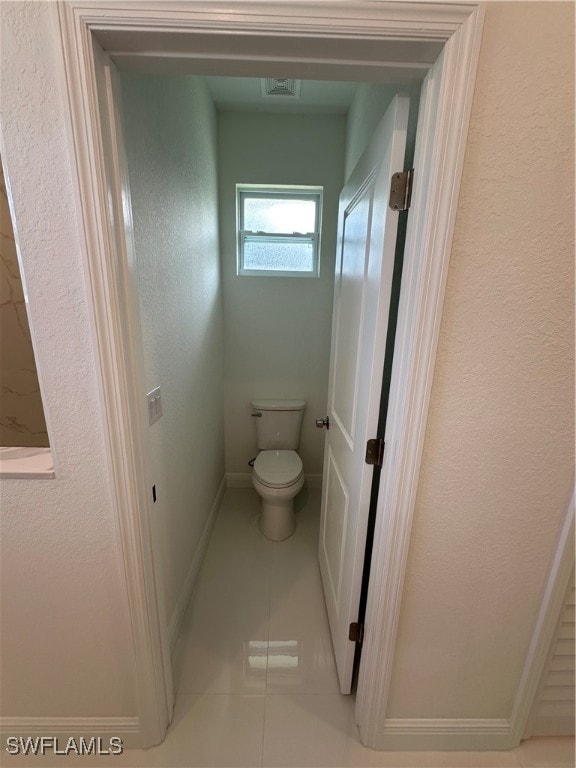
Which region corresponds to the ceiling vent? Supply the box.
[261,78,302,99]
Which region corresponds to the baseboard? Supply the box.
[0,717,141,750]
[226,472,252,488]
[167,476,226,653]
[225,472,323,489]
[374,718,515,751]
[529,715,575,738]
[305,473,323,490]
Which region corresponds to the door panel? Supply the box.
[331,186,372,444]
[319,94,409,694]
[321,446,350,609]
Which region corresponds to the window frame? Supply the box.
[236,185,323,277]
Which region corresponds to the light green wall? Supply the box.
[121,74,225,625]
[345,83,421,178]
[345,84,396,178]
[217,111,346,477]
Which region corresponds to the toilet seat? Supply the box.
[253,450,303,488]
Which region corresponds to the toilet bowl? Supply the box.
[250,398,306,541]
[252,449,304,541]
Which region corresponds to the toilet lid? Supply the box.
[254,450,303,488]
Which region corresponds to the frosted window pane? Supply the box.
[244,240,314,272]
[244,197,316,234]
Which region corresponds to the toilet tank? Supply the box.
[251,399,306,450]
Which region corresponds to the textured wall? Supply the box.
[387,1,575,720]
[217,111,346,477]
[0,1,136,717]
[121,74,225,625]
[0,159,48,447]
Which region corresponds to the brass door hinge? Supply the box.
[349,621,364,644]
[389,169,414,211]
[365,438,385,468]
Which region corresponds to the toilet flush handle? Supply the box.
[316,417,330,430]
[251,411,262,417]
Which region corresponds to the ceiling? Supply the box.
[204,76,359,114]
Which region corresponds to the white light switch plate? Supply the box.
[147,386,162,426]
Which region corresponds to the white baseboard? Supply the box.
[305,474,323,490]
[375,718,514,751]
[226,472,253,488]
[167,476,225,653]
[529,715,575,738]
[0,717,141,750]
[226,472,323,490]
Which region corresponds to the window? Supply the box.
[237,185,322,277]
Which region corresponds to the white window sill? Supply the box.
[0,447,55,479]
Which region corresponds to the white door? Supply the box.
[318,94,410,694]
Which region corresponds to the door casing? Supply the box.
[56,0,486,750]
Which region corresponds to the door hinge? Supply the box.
[365,438,385,467]
[349,621,364,644]
[389,169,414,211]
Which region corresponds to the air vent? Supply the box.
[261,78,301,99]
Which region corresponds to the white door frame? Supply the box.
[57,0,485,749]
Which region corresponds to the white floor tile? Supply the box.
[268,542,327,638]
[197,488,272,579]
[177,489,272,694]
[145,694,265,767]
[177,561,270,695]
[515,736,575,767]
[267,491,340,694]
[265,634,340,695]
[178,628,269,694]
[262,693,370,767]
[114,694,266,767]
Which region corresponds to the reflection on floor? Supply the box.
[5,487,574,767]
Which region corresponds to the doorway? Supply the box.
[58,0,484,749]
[118,70,421,703]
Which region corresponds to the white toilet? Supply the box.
[251,399,305,541]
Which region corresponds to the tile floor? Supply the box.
[4,487,574,767]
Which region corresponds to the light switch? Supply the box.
[147,386,162,426]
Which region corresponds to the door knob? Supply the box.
[316,417,330,430]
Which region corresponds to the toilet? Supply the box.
[251,399,305,541]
